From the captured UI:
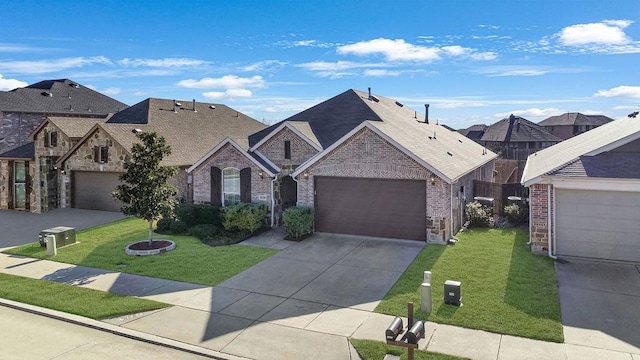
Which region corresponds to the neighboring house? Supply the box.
[189,89,497,242]
[0,79,126,212]
[458,124,487,142]
[55,98,266,212]
[480,115,561,160]
[521,116,640,262]
[538,112,613,140]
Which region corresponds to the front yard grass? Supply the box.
[0,273,168,319]
[350,339,466,360]
[4,217,277,286]
[376,228,563,343]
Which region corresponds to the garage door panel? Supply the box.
[73,171,124,212]
[315,176,426,241]
[556,189,640,262]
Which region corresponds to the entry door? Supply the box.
[13,161,27,209]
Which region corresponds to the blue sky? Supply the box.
[1,0,638,129]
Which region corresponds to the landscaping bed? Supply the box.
[4,217,277,286]
[376,228,563,342]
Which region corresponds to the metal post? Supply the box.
[421,282,432,313]
[407,302,414,360]
[423,271,431,284]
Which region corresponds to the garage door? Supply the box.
[556,189,640,262]
[72,171,124,212]
[314,176,426,241]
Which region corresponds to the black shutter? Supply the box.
[50,132,58,147]
[25,162,30,211]
[44,130,50,147]
[101,146,109,163]
[240,167,251,203]
[93,146,99,162]
[7,161,13,209]
[284,140,291,160]
[210,167,222,206]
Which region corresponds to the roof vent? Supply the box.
[424,104,430,124]
[69,82,79,88]
[447,151,453,156]
[192,99,197,112]
[395,101,404,107]
[41,91,52,97]
[209,105,216,109]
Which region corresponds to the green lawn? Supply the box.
[0,273,168,319]
[350,339,466,360]
[376,228,563,343]
[4,218,277,286]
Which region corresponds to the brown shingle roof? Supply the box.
[538,112,613,127]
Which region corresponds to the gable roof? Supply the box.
[521,117,640,186]
[31,116,109,140]
[249,121,323,152]
[0,142,34,160]
[0,79,127,115]
[538,112,614,127]
[58,98,267,167]
[187,138,278,176]
[458,124,487,141]
[481,115,561,143]
[292,90,497,183]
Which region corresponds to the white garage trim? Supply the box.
[549,177,640,192]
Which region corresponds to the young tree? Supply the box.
[113,132,178,245]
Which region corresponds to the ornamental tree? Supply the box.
[112,132,178,245]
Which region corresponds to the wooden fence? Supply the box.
[472,180,528,215]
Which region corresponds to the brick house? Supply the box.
[521,116,640,261]
[538,112,613,140]
[189,89,497,242]
[0,79,126,212]
[55,98,266,211]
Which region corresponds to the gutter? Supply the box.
[547,184,557,259]
[270,177,277,227]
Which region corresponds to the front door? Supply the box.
[13,161,27,210]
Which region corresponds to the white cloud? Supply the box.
[363,69,400,77]
[0,56,111,74]
[594,85,640,98]
[242,60,287,72]
[176,75,266,89]
[442,45,467,56]
[0,74,27,90]
[118,58,208,67]
[469,52,498,61]
[338,38,441,62]
[474,66,550,77]
[132,90,146,96]
[278,39,335,48]
[203,89,253,100]
[494,108,563,118]
[442,45,497,60]
[559,20,632,46]
[296,61,386,78]
[100,87,121,95]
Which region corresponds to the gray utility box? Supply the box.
[39,227,76,248]
[444,280,462,306]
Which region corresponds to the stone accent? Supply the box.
[255,127,319,174]
[529,183,553,255]
[191,143,272,206]
[296,126,452,242]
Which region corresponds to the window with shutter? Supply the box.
[223,168,241,206]
[50,131,58,147]
[240,167,251,203]
[100,146,109,163]
[44,130,50,147]
[284,140,291,160]
[210,166,222,206]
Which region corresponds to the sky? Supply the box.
[0,0,639,129]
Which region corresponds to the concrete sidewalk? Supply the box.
[1,251,638,360]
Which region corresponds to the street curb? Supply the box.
[0,298,250,360]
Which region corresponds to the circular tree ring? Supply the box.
[126,240,176,256]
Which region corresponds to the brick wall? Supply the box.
[255,127,319,174]
[296,126,453,243]
[191,143,272,206]
[529,183,552,254]
[0,111,45,154]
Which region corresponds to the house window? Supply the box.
[223,168,241,206]
[44,131,58,147]
[93,146,109,163]
[284,140,291,160]
[13,161,27,209]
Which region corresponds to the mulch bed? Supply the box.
[128,240,174,250]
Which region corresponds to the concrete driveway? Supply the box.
[0,208,126,249]
[555,257,640,354]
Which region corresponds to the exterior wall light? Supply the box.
[430,175,436,185]
[258,170,264,179]
[303,171,309,179]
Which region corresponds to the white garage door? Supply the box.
[556,189,640,262]
[72,171,124,212]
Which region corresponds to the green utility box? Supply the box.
[38,227,76,248]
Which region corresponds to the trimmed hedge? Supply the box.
[223,203,268,234]
[283,206,314,239]
[176,204,223,227]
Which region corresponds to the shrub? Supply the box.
[223,203,268,234]
[169,220,189,234]
[283,206,314,239]
[504,203,528,224]
[155,217,174,234]
[465,201,494,228]
[189,224,219,241]
[176,204,223,227]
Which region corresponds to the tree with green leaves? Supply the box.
[113,132,178,245]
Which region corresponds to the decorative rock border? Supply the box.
[126,240,176,256]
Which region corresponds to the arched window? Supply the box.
[223,168,241,206]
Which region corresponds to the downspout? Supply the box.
[270,176,277,227]
[527,186,532,245]
[547,184,557,259]
[450,181,454,241]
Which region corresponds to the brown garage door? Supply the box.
[72,171,124,212]
[315,176,426,241]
